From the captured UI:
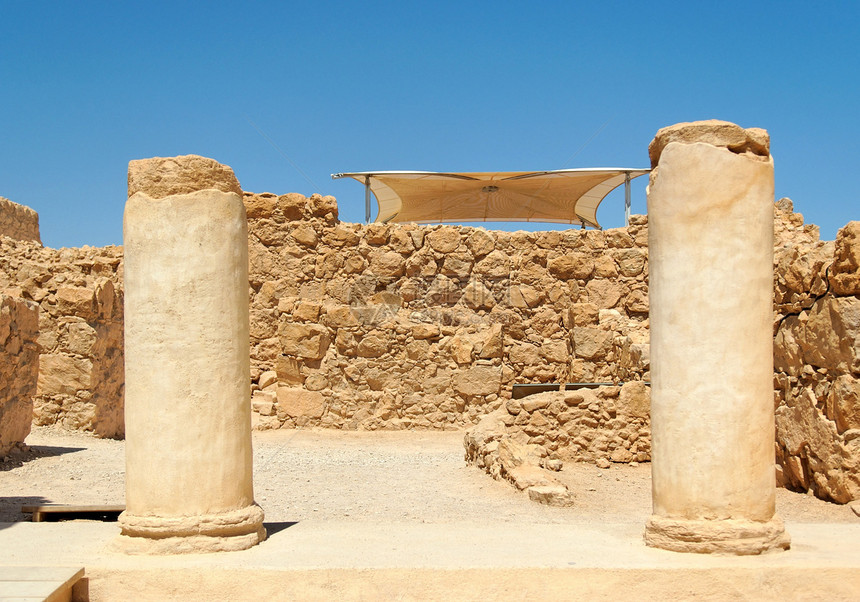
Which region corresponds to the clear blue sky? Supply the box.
[1,2,857,248]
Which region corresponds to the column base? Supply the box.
[115,504,266,554]
[644,514,790,555]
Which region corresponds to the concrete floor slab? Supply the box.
[2,520,859,600]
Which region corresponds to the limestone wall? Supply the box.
[0,196,41,243]
[0,188,858,506]
[0,236,124,437]
[243,192,650,430]
[772,200,860,503]
[0,294,39,457]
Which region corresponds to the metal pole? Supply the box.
[364,176,371,223]
[624,172,631,226]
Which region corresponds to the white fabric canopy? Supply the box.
[332,169,649,228]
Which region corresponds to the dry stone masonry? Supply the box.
[773,201,860,503]
[244,192,650,432]
[0,199,123,438]
[0,294,39,457]
[464,382,651,505]
[0,196,40,243]
[0,144,856,511]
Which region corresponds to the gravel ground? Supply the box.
[1,426,856,526]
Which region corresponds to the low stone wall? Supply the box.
[0,236,124,437]
[772,201,860,503]
[0,294,39,457]
[244,191,650,430]
[0,196,41,243]
[466,382,651,462]
[463,383,650,505]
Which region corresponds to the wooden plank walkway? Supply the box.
[21,505,124,523]
[0,566,84,602]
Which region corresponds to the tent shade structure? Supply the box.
[331,169,650,228]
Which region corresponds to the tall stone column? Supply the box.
[644,121,790,554]
[118,155,265,553]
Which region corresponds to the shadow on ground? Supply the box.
[263,521,299,537]
[0,495,53,527]
[1,445,86,472]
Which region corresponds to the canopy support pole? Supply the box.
[364,176,371,223]
[624,172,631,226]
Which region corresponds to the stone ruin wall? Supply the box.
[772,199,860,502]
[0,192,858,505]
[0,196,40,244]
[243,191,650,431]
[0,219,124,439]
[0,294,39,456]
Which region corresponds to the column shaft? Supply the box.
[118,156,265,554]
[645,122,789,554]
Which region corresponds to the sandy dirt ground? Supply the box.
[1,426,856,526]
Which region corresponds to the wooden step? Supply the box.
[0,566,84,602]
[21,504,124,523]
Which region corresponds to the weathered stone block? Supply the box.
[473,250,511,278]
[279,323,330,360]
[826,375,860,434]
[56,286,95,319]
[128,154,242,199]
[830,221,860,295]
[275,355,305,385]
[0,296,39,457]
[37,354,93,396]
[648,119,769,168]
[467,229,494,257]
[618,381,650,419]
[548,254,593,280]
[802,297,860,375]
[426,227,460,253]
[573,327,613,360]
[276,387,326,420]
[243,193,276,220]
[455,365,501,397]
[369,250,405,279]
[356,330,389,358]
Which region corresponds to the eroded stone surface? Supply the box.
[127,155,242,199]
[831,221,860,295]
[644,515,790,555]
[117,504,266,554]
[0,295,39,457]
[648,119,770,168]
[0,196,40,243]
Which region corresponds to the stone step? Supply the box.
[0,566,84,602]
